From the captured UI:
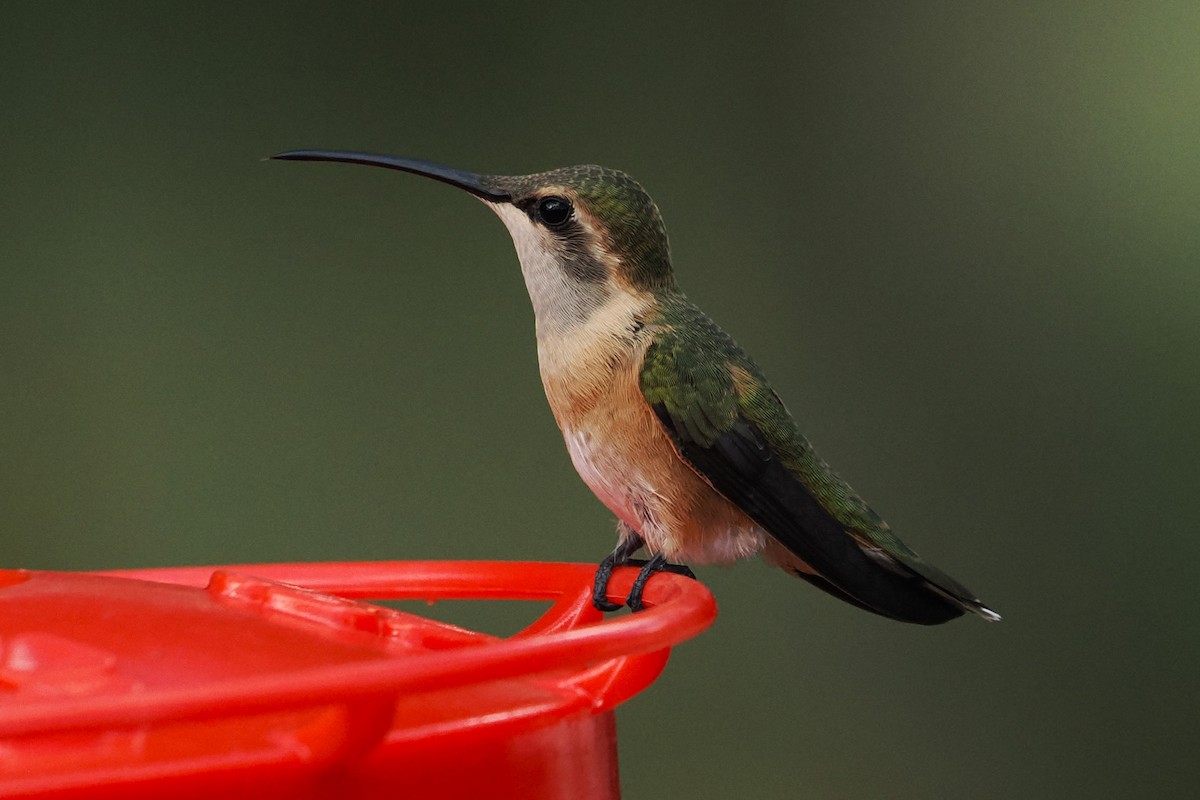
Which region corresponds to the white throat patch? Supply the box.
[487,202,608,337]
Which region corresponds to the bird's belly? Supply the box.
[559,410,767,565]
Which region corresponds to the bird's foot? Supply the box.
[592,533,646,612]
[625,554,696,612]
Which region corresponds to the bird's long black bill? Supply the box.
[270,149,510,202]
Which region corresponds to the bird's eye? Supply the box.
[535,196,573,227]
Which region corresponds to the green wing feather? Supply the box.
[641,296,892,541]
[640,295,991,623]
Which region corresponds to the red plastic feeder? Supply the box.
[0,561,715,799]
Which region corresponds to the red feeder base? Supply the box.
[0,561,715,799]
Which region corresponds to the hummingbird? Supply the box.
[273,149,999,625]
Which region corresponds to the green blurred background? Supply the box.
[2,2,1196,797]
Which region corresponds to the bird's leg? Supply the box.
[592,530,646,612]
[625,554,697,612]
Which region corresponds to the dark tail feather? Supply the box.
[791,568,966,625]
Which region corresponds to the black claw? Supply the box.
[592,533,646,612]
[665,563,697,581]
[626,555,697,612]
[591,575,624,613]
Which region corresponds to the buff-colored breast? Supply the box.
[536,293,767,564]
